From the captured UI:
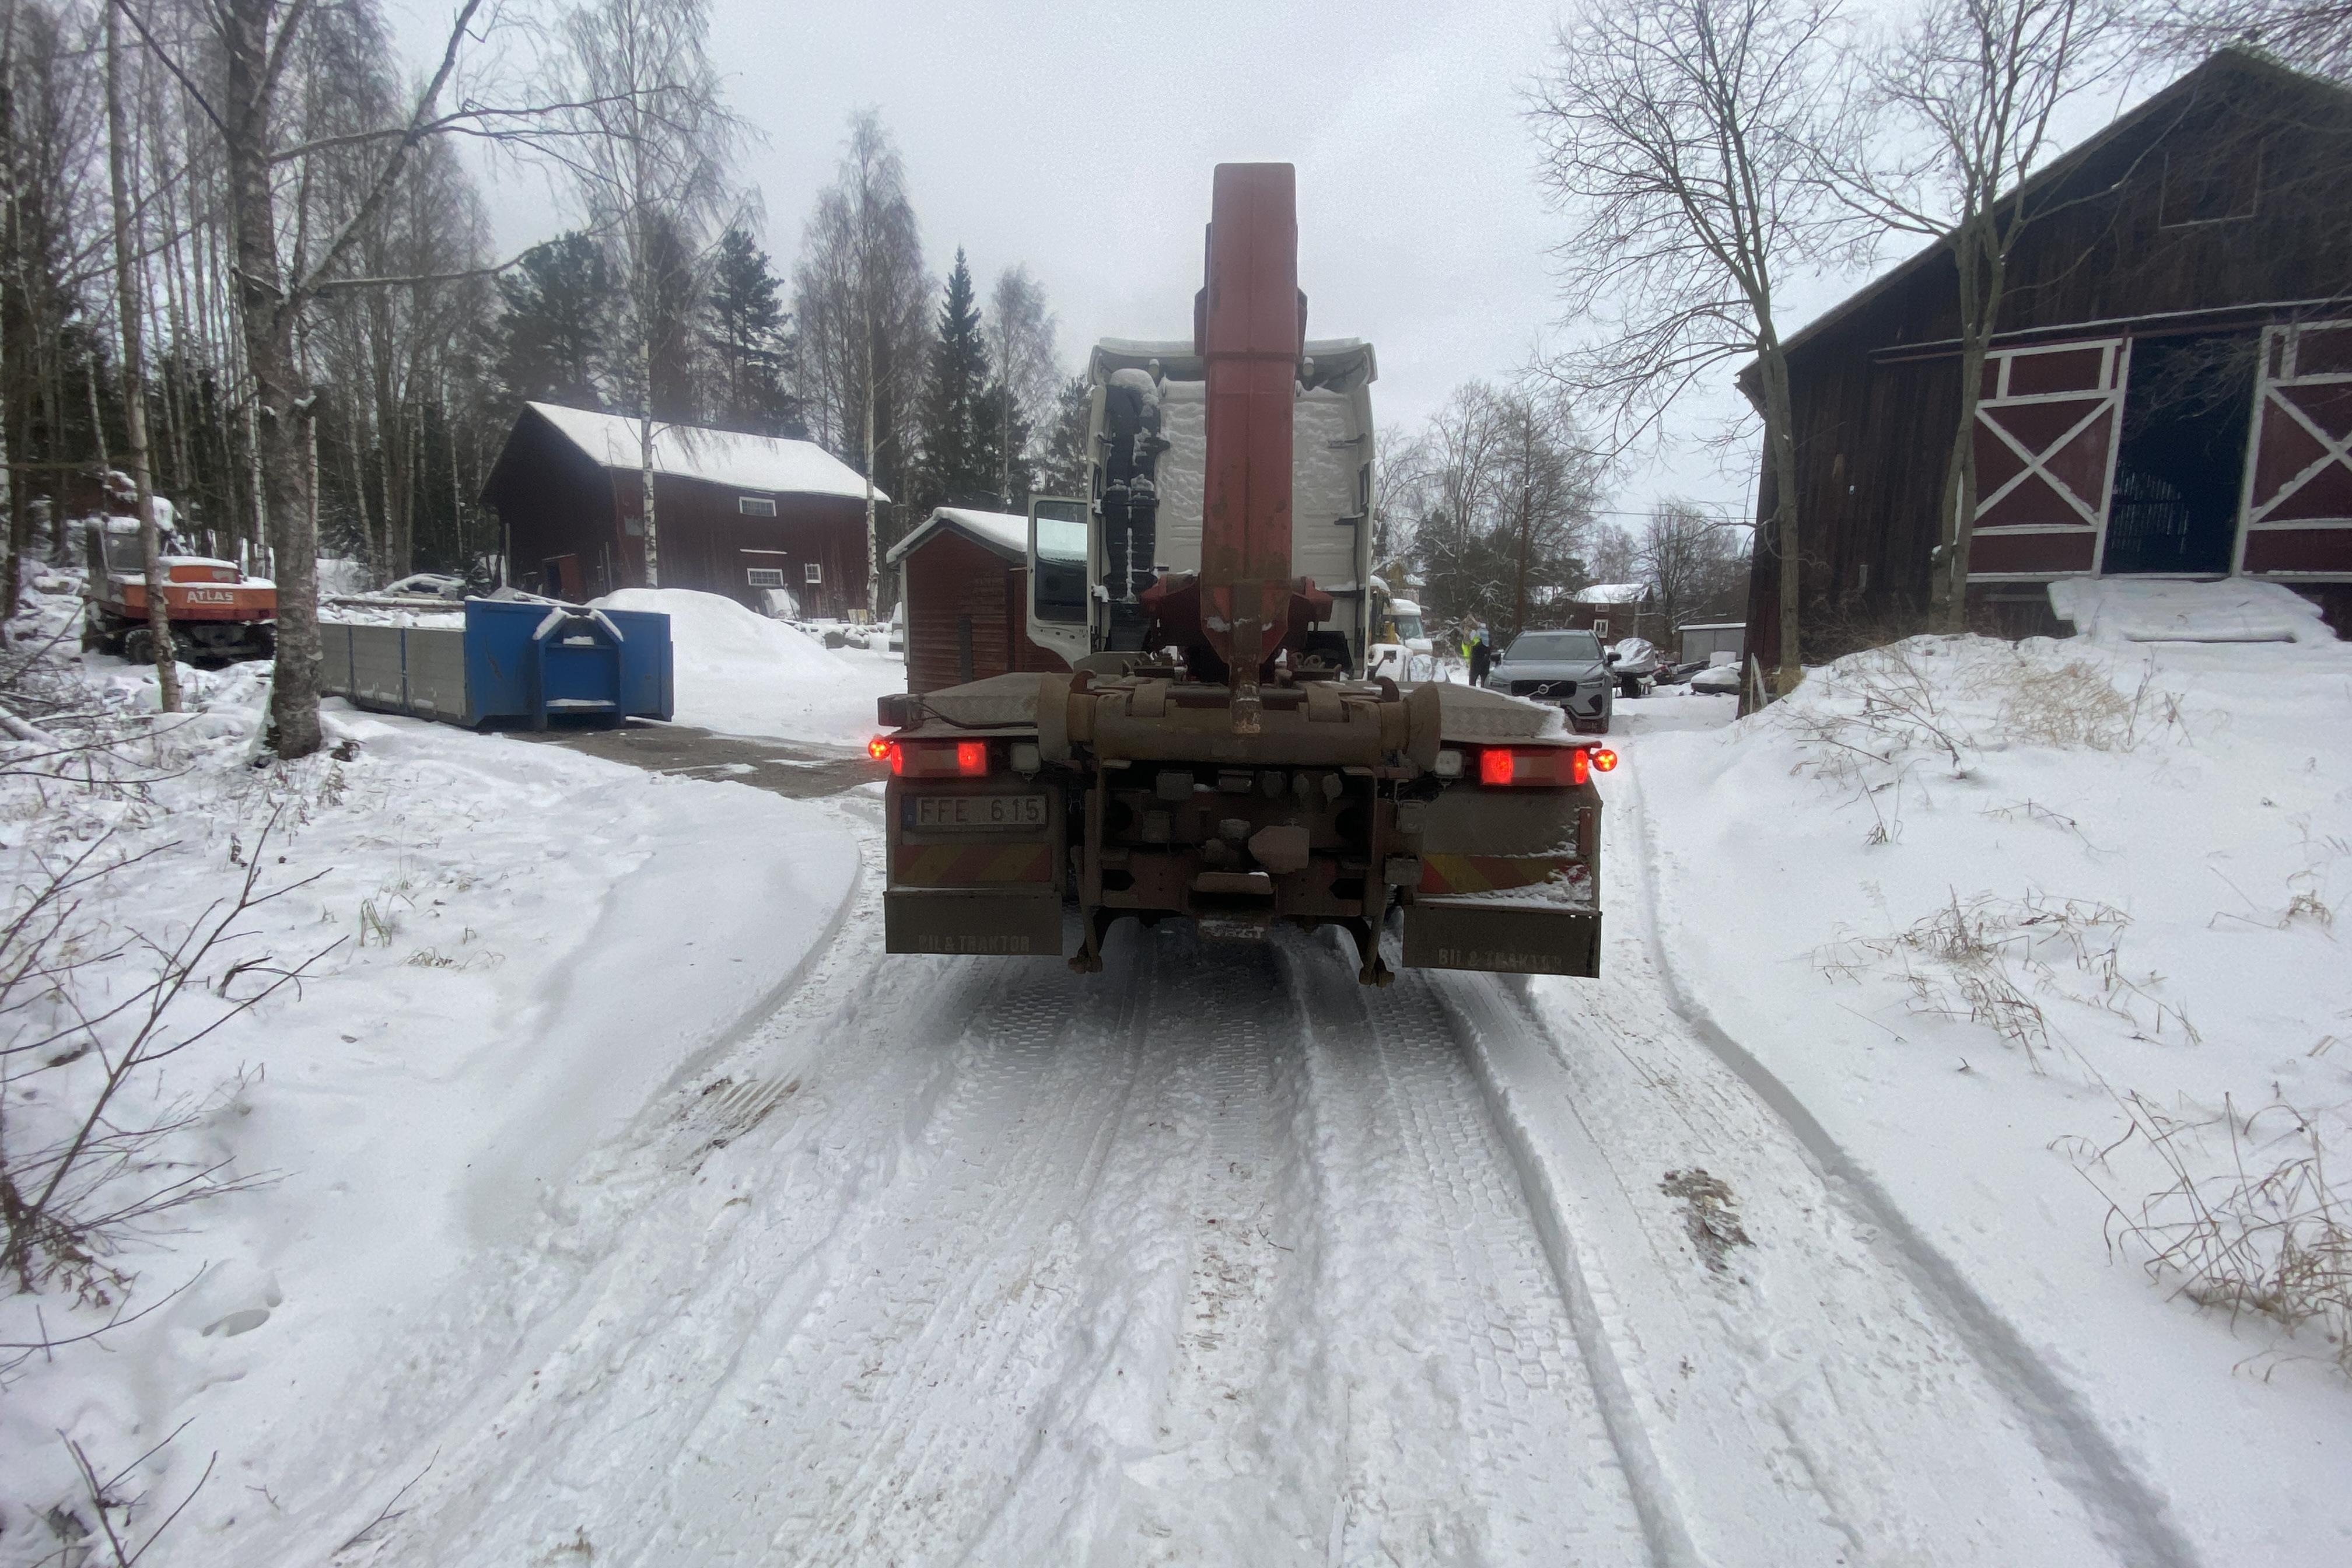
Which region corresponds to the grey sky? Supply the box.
[390,0,2163,529]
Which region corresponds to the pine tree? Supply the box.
[914,249,996,512]
[1036,374,1092,498]
[494,232,610,410]
[705,228,801,436]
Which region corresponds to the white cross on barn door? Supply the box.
[1968,340,2123,579]
[2236,321,2352,577]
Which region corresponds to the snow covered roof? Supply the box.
[524,402,883,503]
[1090,337,1377,390]
[1574,582,1648,604]
[887,506,1031,565]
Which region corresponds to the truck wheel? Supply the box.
[123,627,156,666]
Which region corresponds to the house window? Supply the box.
[746,568,785,588]
[803,563,822,584]
[739,495,778,517]
[1592,618,1609,639]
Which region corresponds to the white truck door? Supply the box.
[1027,498,1094,667]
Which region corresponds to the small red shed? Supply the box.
[887,508,1071,694]
[480,402,882,616]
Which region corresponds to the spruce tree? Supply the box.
[914,249,997,512]
[494,232,611,410]
[1036,375,1093,498]
[706,228,802,437]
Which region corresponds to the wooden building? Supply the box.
[1742,48,2352,670]
[887,507,1070,694]
[1563,583,1656,642]
[480,402,880,615]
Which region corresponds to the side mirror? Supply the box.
[1605,650,1620,664]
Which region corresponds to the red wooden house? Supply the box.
[480,402,881,616]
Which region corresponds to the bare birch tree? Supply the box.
[1837,0,2122,629]
[987,263,1056,506]
[551,0,743,590]
[1530,0,1863,694]
[1637,498,1751,634]
[793,111,929,614]
[2136,1,2352,78]
[120,0,559,756]
[104,0,176,708]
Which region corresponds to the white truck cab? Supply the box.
[1027,337,1378,674]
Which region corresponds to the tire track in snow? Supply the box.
[1282,933,1660,1567]
[1612,752,2204,1568]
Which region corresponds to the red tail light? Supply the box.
[1476,747,1590,787]
[1591,748,1618,772]
[867,736,892,761]
[890,740,992,778]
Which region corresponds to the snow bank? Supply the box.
[0,589,862,1559]
[1626,629,2352,1563]
[2049,575,2336,644]
[594,587,901,747]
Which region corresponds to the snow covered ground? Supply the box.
[5,572,2347,1566]
[1619,608,2351,1565]
[0,583,863,1563]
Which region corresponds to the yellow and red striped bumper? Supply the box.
[894,842,1054,887]
[1417,854,1583,897]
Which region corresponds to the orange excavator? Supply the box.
[80,512,277,664]
[872,166,1614,985]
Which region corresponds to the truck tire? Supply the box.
[123,627,155,666]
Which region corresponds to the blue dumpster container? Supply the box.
[321,600,673,729]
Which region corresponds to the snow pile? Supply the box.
[1629,628,2352,1559]
[2049,574,2336,644]
[593,587,901,746]
[0,587,861,1560]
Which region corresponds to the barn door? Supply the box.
[2237,320,2352,576]
[1968,340,2123,579]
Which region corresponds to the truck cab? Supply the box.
[1027,338,1378,676]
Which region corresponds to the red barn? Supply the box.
[1740,50,2352,667]
[887,508,1071,694]
[480,402,881,616]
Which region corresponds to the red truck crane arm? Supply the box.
[1142,163,1332,733]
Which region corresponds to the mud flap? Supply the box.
[885,889,1066,958]
[1400,897,1601,978]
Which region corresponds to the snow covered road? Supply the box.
[173,763,2192,1568]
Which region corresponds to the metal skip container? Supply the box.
[320,599,673,729]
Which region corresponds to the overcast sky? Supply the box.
[388,0,2159,529]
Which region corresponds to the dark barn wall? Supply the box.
[902,528,1069,696]
[1745,51,2352,671]
[617,480,869,617]
[481,412,619,597]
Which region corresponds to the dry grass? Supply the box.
[1819,890,2194,1070]
[2076,1091,2352,1377]
[1776,639,2188,848]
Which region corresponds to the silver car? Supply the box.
[1486,628,1614,733]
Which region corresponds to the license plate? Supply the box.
[909,793,1046,830]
